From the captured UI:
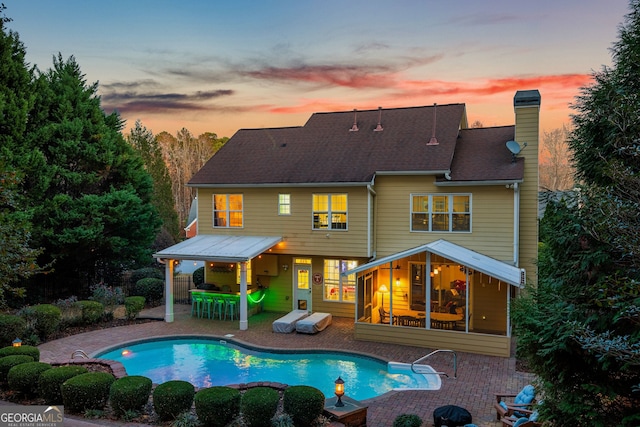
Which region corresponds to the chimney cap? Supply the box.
[514,90,541,107]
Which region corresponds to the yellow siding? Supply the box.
[197,187,370,258]
[354,323,511,357]
[374,176,516,262]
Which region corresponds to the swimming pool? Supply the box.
[97,337,440,400]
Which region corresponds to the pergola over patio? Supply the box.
[153,234,282,329]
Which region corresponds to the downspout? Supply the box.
[508,182,521,339]
[367,184,377,259]
[513,182,520,266]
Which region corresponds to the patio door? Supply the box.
[293,262,312,312]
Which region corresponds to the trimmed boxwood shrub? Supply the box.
[32,304,62,339]
[134,278,164,304]
[282,385,325,427]
[124,296,146,319]
[152,380,194,421]
[0,345,40,361]
[194,386,241,427]
[241,387,279,427]
[393,413,423,427]
[0,355,34,382]
[130,267,163,283]
[7,361,51,396]
[73,300,104,325]
[39,365,89,404]
[0,314,26,348]
[109,375,152,415]
[61,372,115,413]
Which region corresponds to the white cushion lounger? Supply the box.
[272,309,309,333]
[295,312,332,334]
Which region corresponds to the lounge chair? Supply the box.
[295,312,332,334]
[494,384,536,421]
[272,309,309,333]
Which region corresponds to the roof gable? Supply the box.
[443,126,523,182]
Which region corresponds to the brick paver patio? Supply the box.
[37,305,534,427]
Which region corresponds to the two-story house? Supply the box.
[154,90,540,357]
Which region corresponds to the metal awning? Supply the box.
[153,235,283,263]
[344,239,525,288]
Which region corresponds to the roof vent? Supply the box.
[349,109,359,132]
[426,103,439,145]
[374,106,384,132]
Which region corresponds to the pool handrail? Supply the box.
[411,349,457,379]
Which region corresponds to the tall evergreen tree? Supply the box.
[127,120,180,247]
[23,55,161,291]
[513,2,640,425]
[0,5,46,307]
[0,4,34,162]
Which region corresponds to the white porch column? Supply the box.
[164,259,175,322]
[239,261,248,330]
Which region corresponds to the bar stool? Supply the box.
[202,294,216,319]
[224,296,238,321]
[212,296,225,320]
[191,293,204,317]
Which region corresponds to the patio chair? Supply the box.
[494,384,536,421]
[501,408,540,427]
[398,315,421,327]
[378,307,390,324]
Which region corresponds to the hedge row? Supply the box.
[0,349,327,425]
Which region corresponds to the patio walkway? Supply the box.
[37,305,534,427]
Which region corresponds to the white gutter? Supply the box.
[187,181,370,188]
[436,179,523,187]
[375,170,450,176]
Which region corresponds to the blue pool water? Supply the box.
[97,338,439,400]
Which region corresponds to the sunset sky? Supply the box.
[6,0,631,138]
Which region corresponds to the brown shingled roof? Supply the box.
[188,103,522,186]
[445,126,523,182]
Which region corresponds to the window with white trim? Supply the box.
[313,194,347,230]
[278,194,291,215]
[213,194,243,228]
[411,194,470,232]
[324,259,357,302]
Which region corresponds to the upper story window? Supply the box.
[278,194,291,215]
[213,194,243,228]
[324,259,357,303]
[411,194,470,232]
[313,194,347,230]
